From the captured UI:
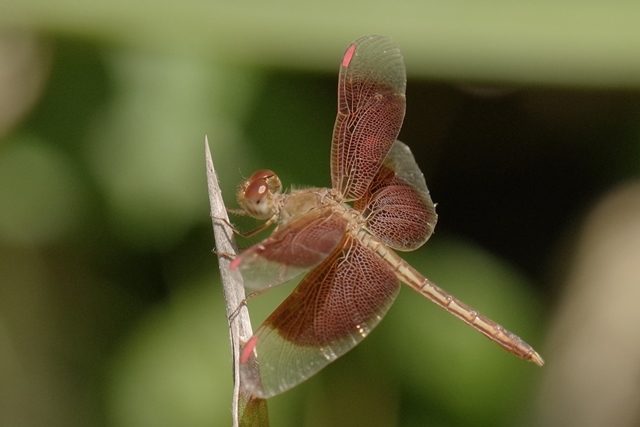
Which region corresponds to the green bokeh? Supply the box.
[1,2,639,427]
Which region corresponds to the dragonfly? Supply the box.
[229,35,543,399]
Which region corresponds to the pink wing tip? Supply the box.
[342,44,357,68]
[229,257,242,270]
[241,336,258,364]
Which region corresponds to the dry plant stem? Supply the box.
[205,137,268,426]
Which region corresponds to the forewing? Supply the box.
[240,236,400,398]
[354,140,437,251]
[331,35,406,202]
[232,209,348,291]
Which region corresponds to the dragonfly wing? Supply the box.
[232,209,348,291]
[355,140,437,251]
[331,35,406,202]
[240,236,400,398]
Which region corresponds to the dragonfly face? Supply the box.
[236,169,282,220]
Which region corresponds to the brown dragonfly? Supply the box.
[230,35,543,399]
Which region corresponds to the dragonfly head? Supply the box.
[237,169,282,220]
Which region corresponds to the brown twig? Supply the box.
[205,137,268,426]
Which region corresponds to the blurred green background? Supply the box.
[2,2,640,427]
